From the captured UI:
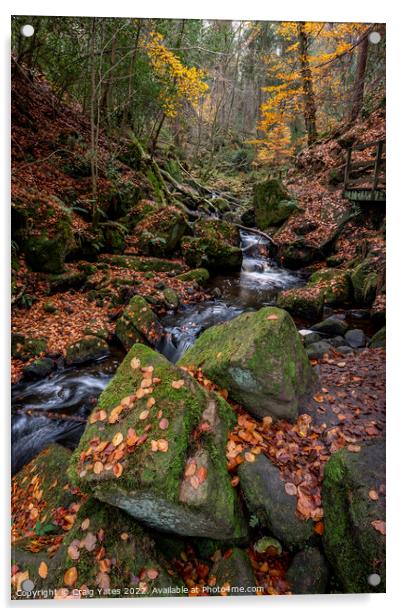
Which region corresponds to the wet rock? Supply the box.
[277,287,324,321]
[368,326,386,349]
[180,307,315,422]
[238,454,314,548]
[163,287,179,309]
[279,240,323,269]
[176,268,210,285]
[210,548,256,595]
[137,205,189,257]
[22,357,54,380]
[299,331,321,346]
[326,335,345,348]
[311,317,348,337]
[322,439,385,593]
[286,547,329,594]
[308,268,352,305]
[115,295,163,351]
[337,345,354,355]
[69,344,247,541]
[11,335,48,361]
[253,179,298,229]
[305,340,332,359]
[181,219,242,272]
[344,328,366,348]
[65,336,110,365]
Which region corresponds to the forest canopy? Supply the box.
[12,16,385,172]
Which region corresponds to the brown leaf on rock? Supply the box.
[38,561,48,579]
[171,379,185,389]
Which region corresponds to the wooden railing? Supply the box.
[343,139,385,200]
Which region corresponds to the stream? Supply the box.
[11,230,305,474]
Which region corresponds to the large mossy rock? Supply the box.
[12,444,82,544]
[181,219,242,272]
[11,334,48,361]
[101,223,126,254]
[253,179,298,229]
[350,258,379,306]
[322,439,385,593]
[136,205,189,257]
[12,497,180,599]
[101,254,186,274]
[66,336,110,366]
[210,548,256,596]
[13,196,75,274]
[308,268,352,305]
[179,307,314,421]
[276,287,324,321]
[286,547,329,594]
[238,454,314,548]
[176,268,210,285]
[115,296,163,351]
[68,344,247,541]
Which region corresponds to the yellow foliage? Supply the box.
[145,31,208,118]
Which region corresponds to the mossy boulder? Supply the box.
[210,548,256,596]
[308,268,352,305]
[65,336,110,366]
[253,179,298,229]
[11,335,48,361]
[22,357,54,380]
[286,547,329,594]
[322,439,385,593]
[368,326,386,349]
[11,444,82,545]
[136,206,189,257]
[179,307,315,421]
[24,234,71,275]
[181,219,242,272]
[68,344,247,541]
[102,254,186,274]
[238,454,314,548]
[276,287,324,321]
[163,288,179,309]
[12,497,180,599]
[176,268,210,285]
[351,258,379,306]
[115,296,163,351]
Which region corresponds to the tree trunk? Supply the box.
[89,18,99,221]
[349,31,369,122]
[297,22,318,146]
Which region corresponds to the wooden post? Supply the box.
[344,147,352,191]
[372,140,384,199]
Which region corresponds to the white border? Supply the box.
[1,1,401,614]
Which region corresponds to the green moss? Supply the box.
[253,179,298,230]
[100,254,186,274]
[68,345,246,540]
[115,296,163,351]
[180,307,314,421]
[351,258,379,306]
[176,268,210,284]
[277,287,324,320]
[308,268,352,305]
[322,441,385,593]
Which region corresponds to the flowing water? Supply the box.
[11,230,305,473]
